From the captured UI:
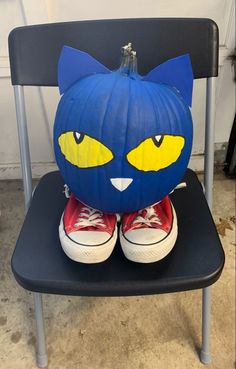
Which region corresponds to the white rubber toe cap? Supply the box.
[124,228,167,245]
[68,230,111,246]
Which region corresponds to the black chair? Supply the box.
[9,18,224,367]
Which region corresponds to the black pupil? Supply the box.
[152,135,164,147]
[73,132,84,144]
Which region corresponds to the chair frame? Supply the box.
[12,21,217,368]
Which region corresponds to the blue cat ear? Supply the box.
[58,46,111,94]
[143,54,194,107]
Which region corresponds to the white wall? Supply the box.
[0,0,235,179]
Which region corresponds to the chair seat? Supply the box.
[12,169,224,296]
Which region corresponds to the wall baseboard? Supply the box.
[0,162,57,180]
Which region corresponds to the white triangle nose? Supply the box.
[110,178,133,191]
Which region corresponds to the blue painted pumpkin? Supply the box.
[54,45,193,213]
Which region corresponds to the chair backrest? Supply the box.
[8,18,218,211]
[9,18,218,86]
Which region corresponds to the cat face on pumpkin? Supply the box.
[54,46,193,213]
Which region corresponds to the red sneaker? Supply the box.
[59,194,117,263]
[120,196,177,263]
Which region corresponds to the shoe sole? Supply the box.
[120,205,178,263]
[59,215,117,264]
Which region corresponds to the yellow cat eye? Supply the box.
[58,131,113,168]
[126,134,185,172]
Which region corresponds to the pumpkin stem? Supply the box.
[119,43,137,76]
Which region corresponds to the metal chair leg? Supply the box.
[200,286,211,364]
[33,292,48,368]
[201,78,215,365]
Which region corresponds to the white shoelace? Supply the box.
[133,206,162,226]
[169,181,186,193]
[74,207,106,228]
[63,184,70,198]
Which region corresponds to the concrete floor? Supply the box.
[0,172,235,369]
